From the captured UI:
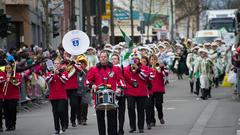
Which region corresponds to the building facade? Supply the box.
[4,0,44,49]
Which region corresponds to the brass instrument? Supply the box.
[3,72,18,95]
[131,63,138,72]
[3,62,18,95]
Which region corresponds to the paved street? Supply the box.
[2,76,240,135]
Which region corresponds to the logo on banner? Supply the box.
[71,38,80,47]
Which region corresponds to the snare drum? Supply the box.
[95,89,117,110]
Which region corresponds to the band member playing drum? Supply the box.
[85,50,124,135]
[123,51,149,133]
[111,53,126,135]
[1,62,21,131]
[45,57,68,134]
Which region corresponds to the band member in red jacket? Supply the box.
[85,50,124,135]
[0,68,5,132]
[1,62,21,131]
[149,54,166,126]
[141,56,155,130]
[111,53,126,135]
[63,51,79,127]
[45,57,68,134]
[123,51,149,133]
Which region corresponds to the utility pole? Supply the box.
[0,0,7,49]
[169,0,175,41]
[147,0,153,41]
[96,0,102,48]
[110,0,115,45]
[139,0,144,44]
[70,0,76,30]
[78,0,83,31]
[130,0,134,39]
[86,0,92,41]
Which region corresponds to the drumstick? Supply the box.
[3,81,7,92]
[4,81,9,96]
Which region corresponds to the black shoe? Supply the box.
[129,128,136,133]
[0,127,3,132]
[118,130,124,135]
[194,92,199,96]
[6,127,15,131]
[139,129,144,133]
[62,127,66,132]
[72,122,77,127]
[200,96,207,100]
[150,122,155,127]
[6,128,12,131]
[11,126,15,131]
[54,130,60,134]
[147,124,151,130]
[78,119,82,125]
[82,120,87,125]
[160,118,165,124]
[208,95,212,98]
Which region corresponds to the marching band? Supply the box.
[0,29,237,135]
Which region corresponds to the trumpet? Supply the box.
[52,68,64,75]
[3,72,18,95]
[131,64,138,72]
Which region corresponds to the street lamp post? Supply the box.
[110,0,115,45]
[0,1,7,49]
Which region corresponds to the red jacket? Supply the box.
[147,67,155,95]
[46,71,68,100]
[0,71,6,99]
[151,67,166,94]
[65,66,79,90]
[123,64,149,96]
[85,62,124,91]
[1,72,22,100]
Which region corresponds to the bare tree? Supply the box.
[146,0,153,41]
[175,0,211,37]
[130,0,134,38]
[41,0,62,49]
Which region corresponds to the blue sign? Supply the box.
[71,38,80,47]
[114,10,139,20]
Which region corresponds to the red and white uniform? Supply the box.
[0,71,6,99]
[65,64,79,90]
[85,63,124,91]
[151,67,166,94]
[0,72,21,100]
[45,71,69,100]
[123,64,149,96]
[147,67,155,95]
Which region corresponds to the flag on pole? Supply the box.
[119,27,133,60]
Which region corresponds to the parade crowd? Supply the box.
[0,37,239,135]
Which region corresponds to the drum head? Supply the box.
[62,30,90,55]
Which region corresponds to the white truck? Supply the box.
[194,30,223,45]
[200,9,238,46]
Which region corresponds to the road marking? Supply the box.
[163,107,176,110]
[188,100,218,135]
